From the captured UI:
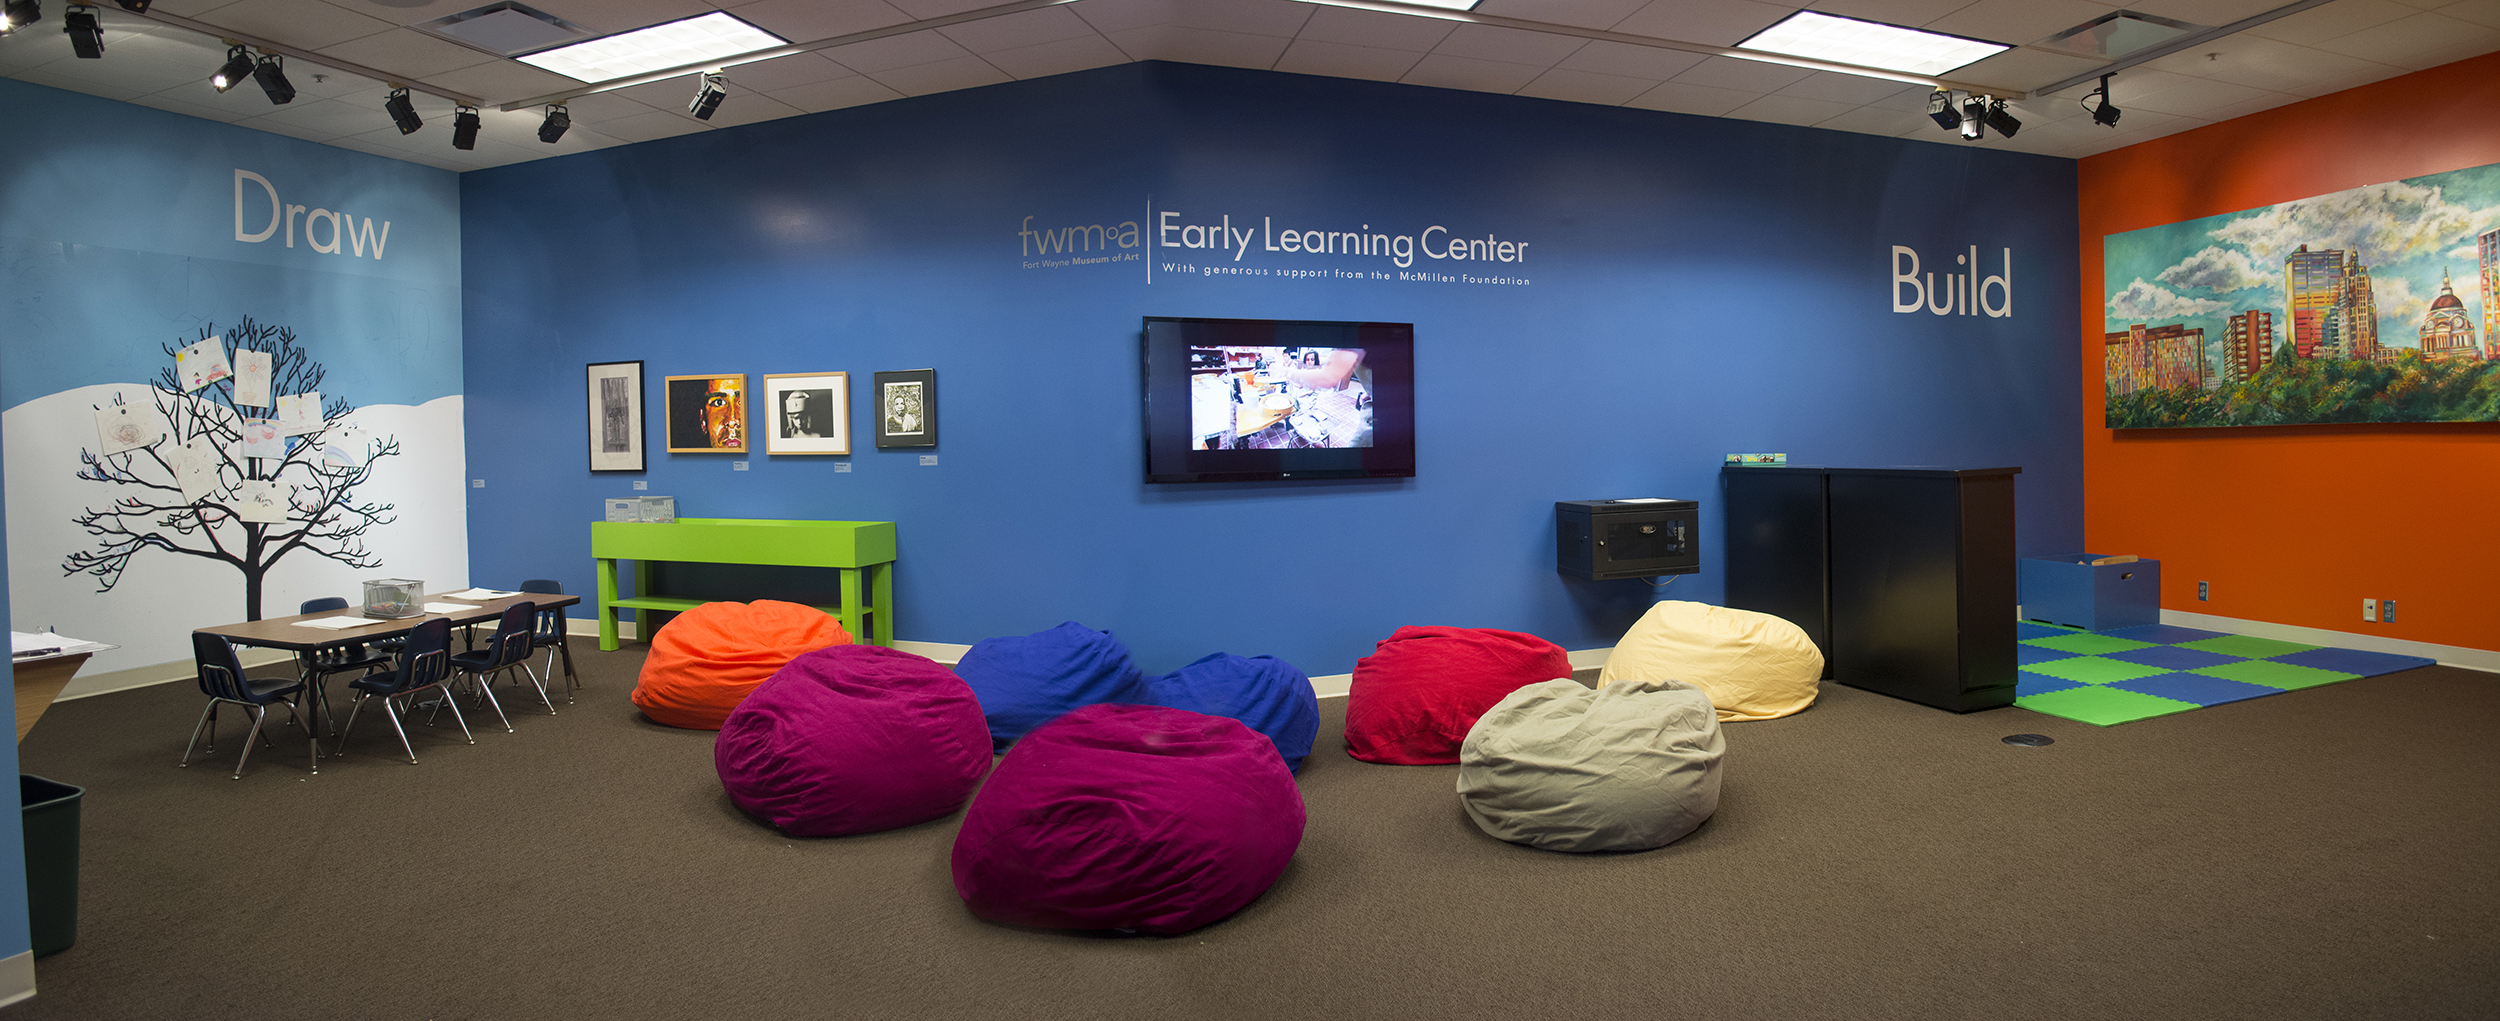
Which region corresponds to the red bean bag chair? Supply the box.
[632,600,851,730]
[715,645,991,836]
[1343,625,1572,765]
[952,703,1305,935]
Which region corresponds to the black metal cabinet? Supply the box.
[1723,465,2020,712]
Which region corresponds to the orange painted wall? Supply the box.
[2076,52,2500,654]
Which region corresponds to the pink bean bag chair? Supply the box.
[714,645,992,837]
[1344,625,1573,765]
[951,703,1305,934]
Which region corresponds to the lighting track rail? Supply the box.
[118,5,483,107]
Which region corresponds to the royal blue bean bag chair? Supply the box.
[714,645,992,837]
[1145,652,1320,772]
[952,622,1148,751]
[951,703,1306,934]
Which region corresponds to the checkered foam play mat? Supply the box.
[2014,621,2437,726]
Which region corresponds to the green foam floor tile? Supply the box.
[2015,686,2201,726]
[2175,634,2319,659]
[2020,656,2172,685]
[2189,659,2360,690]
[2022,633,2158,656]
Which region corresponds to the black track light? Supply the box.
[211,44,255,93]
[112,0,142,10]
[64,4,101,58]
[252,53,294,104]
[1982,97,2020,138]
[385,86,421,134]
[452,105,479,149]
[1925,90,1960,131]
[1959,96,1985,140]
[688,72,725,120]
[2,0,43,35]
[2086,73,2121,127]
[537,103,569,143]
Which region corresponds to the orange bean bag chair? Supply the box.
[632,600,851,729]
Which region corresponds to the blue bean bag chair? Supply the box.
[952,621,1148,750]
[1145,652,1320,773]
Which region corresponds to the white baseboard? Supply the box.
[2161,610,2496,673]
[0,949,35,1007]
[1311,647,1613,699]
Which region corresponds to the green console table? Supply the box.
[592,518,896,651]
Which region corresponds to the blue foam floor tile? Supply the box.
[2018,643,2080,665]
[2097,623,2231,645]
[2269,647,2437,677]
[2105,672,2284,707]
[2016,672,2086,697]
[2018,621,2080,640]
[2102,645,2240,671]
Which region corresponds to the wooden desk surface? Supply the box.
[195,592,581,652]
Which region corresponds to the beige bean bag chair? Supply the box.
[1457,678,1724,853]
[1597,601,1822,721]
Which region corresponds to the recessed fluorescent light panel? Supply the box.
[517,11,784,84]
[1736,11,2008,77]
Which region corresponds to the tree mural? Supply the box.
[63,318,400,620]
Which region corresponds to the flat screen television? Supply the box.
[1142,317,1416,484]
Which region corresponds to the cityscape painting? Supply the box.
[2102,160,2500,427]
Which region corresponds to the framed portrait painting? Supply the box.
[586,360,645,472]
[873,369,937,449]
[761,372,850,455]
[664,373,748,453]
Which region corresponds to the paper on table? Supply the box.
[441,588,520,601]
[421,602,476,614]
[294,616,388,630]
[11,631,66,656]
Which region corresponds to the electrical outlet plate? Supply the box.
[2382,599,2395,622]
[2197,580,2208,601]
[2363,598,2377,622]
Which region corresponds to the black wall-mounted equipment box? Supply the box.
[1556,499,1700,580]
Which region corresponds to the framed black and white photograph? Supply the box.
[586,360,645,472]
[873,369,937,449]
[762,372,849,455]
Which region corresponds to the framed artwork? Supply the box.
[664,373,748,453]
[761,372,851,455]
[586,361,645,471]
[873,369,937,449]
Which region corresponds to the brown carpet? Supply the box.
[12,646,2497,1020]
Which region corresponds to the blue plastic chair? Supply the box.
[181,631,318,780]
[520,580,578,704]
[296,597,395,730]
[335,617,470,763]
[447,601,538,729]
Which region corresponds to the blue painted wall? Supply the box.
[462,62,2082,677]
[0,410,30,965]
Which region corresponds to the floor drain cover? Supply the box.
[2002,733,2054,747]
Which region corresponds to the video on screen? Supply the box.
[1188,345,1373,450]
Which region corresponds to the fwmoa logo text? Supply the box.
[1892,245,2011,317]
[233,169,391,259]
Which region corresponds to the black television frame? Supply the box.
[1141,316,1416,484]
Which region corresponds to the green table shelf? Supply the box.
[592,517,895,651]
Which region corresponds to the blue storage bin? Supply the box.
[2020,554,2160,631]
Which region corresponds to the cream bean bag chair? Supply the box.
[1457,678,1724,852]
[1597,601,1822,721]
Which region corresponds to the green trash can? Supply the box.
[20,775,82,957]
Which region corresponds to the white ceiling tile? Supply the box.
[146,0,252,15]
[236,96,392,134]
[1812,103,1937,137]
[1471,0,1652,32]
[1430,24,1588,66]
[1775,70,1922,105]
[1158,0,1317,37]
[1622,79,1758,116]
[314,28,497,80]
[1101,25,1293,68]
[1515,67,1659,105]
[764,74,908,112]
[307,0,479,29]
[1293,7,1456,51]
[1271,39,1427,82]
[2091,66,2199,104]
[11,68,149,102]
[2436,0,2500,29]
[1720,93,1857,126]
[1667,54,1811,92]
[2122,74,2274,116]
[1552,40,1706,79]
[1804,0,1973,27]
[825,30,975,74]
[726,0,918,42]
[577,108,714,142]
[2244,0,2423,45]
[678,88,808,127]
[1400,53,1544,93]
[610,72,726,111]
[549,90,660,121]
[937,7,1101,53]
[1940,45,2105,95]
[1613,0,1800,46]
[236,117,345,143]
[868,54,1014,94]
[519,1,720,37]
[420,58,585,101]
[889,0,1022,19]
[191,0,398,50]
[2126,0,2295,25]
[1067,0,1181,35]
[124,91,255,123]
[1924,0,2113,46]
[2280,61,2413,97]
[2313,13,2500,68]
[715,52,854,92]
[2191,92,2299,124]
[983,34,1133,79]
[23,49,206,94]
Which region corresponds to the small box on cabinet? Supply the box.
[2020,554,2159,631]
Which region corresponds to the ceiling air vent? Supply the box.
[2035,9,2209,60]
[413,2,593,57]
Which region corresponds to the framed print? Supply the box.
[586,361,646,471]
[762,372,851,455]
[664,373,749,453]
[873,369,937,449]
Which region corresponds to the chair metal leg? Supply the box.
[424,682,475,744]
[514,662,557,716]
[286,699,318,776]
[469,671,513,732]
[336,694,368,757]
[381,696,418,764]
[232,705,269,780]
[180,700,219,767]
[204,703,220,753]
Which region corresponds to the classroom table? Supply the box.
[193,592,582,737]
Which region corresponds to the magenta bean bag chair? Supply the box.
[714,645,992,837]
[951,703,1306,934]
